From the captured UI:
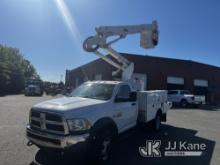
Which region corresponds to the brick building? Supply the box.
[65,53,220,104]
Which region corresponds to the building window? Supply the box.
[194,79,208,87]
[193,79,208,97]
[167,76,184,90]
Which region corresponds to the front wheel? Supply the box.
[91,128,115,164]
[180,99,188,108]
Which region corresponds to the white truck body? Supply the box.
[138,90,169,122]
[26,81,171,150]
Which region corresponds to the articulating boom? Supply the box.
[83,21,159,81]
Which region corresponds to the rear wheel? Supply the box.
[152,113,161,131]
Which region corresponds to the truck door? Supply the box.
[168,90,179,103]
[113,84,138,132]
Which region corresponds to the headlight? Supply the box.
[67,118,91,132]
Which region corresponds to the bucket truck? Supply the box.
[26,21,171,163]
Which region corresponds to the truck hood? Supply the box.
[33,96,107,111]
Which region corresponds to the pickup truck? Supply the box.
[26,81,171,163]
[168,90,206,107]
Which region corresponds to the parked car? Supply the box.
[168,90,205,107]
[44,82,65,96]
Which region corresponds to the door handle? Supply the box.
[131,102,136,106]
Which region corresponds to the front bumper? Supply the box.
[26,125,90,149]
[189,101,205,105]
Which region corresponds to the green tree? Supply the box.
[0,44,40,94]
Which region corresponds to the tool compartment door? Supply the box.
[138,91,158,122]
[146,92,158,122]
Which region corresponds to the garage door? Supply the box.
[194,79,208,96]
[167,76,184,90]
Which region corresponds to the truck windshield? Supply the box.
[70,83,115,100]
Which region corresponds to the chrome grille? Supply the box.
[30,110,67,135]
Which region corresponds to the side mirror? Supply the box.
[129,91,137,102]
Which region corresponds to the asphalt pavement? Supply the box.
[0,95,219,165]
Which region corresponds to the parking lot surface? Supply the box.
[0,95,220,165]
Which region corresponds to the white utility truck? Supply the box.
[26,21,172,163]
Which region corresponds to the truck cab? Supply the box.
[26,81,139,161]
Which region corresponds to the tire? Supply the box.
[91,128,115,164]
[180,99,188,108]
[152,113,161,132]
[193,104,199,108]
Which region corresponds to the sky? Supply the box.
[0,0,219,82]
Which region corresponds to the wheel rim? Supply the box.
[101,137,112,161]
